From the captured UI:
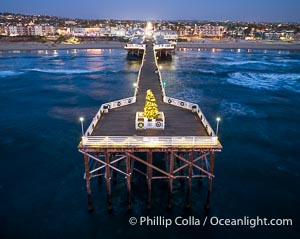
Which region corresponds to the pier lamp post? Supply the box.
[216,117,221,136]
[79,117,84,136]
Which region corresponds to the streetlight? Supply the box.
[79,117,84,136]
[133,82,137,87]
[216,117,221,136]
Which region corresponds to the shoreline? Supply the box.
[0,40,300,51]
[0,41,126,51]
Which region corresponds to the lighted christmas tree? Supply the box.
[143,89,159,119]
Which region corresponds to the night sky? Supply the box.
[1,0,300,22]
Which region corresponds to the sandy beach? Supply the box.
[177,40,300,50]
[0,40,300,51]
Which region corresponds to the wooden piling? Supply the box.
[186,151,194,208]
[199,153,204,185]
[168,151,174,209]
[96,160,102,184]
[84,155,94,212]
[112,154,118,185]
[206,151,215,210]
[105,150,112,210]
[147,151,153,209]
[126,153,132,210]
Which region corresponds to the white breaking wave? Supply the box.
[0,70,24,77]
[27,68,99,74]
[198,69,217,74]
[227,72,300,93]
[222,60,282,66]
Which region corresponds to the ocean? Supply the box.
[0,48,299,238]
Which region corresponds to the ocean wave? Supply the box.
[198,69,217,74]
[222,60,281,66]
[25,68,137,75]
[0,70,24,77]
[172,87,204,102]
[219,101,265,119]
[274,59,300,64]
[26,68,100,74]
[227,72,300,92]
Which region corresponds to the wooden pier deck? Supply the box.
[92,40,208,137]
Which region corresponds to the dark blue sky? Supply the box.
[1,0,299,22]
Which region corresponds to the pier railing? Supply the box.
[163,96,215,136]
[84,96,136,137]
[124,43,146,50]
[153,44,174,50]
[82,136,218,148]
[84,48,146,138]
[84,43,148,137]
[134,47,146,96]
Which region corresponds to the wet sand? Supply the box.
[0,41,125,51]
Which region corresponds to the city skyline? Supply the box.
[1,0,300,22]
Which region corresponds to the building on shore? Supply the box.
[153,30,178,45]
[5,24,56,36]
[194,24,225,38]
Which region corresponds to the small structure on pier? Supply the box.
[153,36,175,59]
[135,89,165,130]
[124,35,146,59]
[78,39,222,212]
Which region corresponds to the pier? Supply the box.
[78,38,222,211]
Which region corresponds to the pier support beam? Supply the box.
[168,151,174,209]
[206,152,215,210]
[147,151,153,209]
[126,152,132,210]
[186,151,194,208]
[84,155,94,212]
[105,150,112,210]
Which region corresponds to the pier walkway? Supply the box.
[93,40,207,137]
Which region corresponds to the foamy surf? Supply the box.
[198,69,217,74]
[26,68,99,74]
[0,70,24,77]
[227,72,300,92]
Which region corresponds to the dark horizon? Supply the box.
[1,0,300,23]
